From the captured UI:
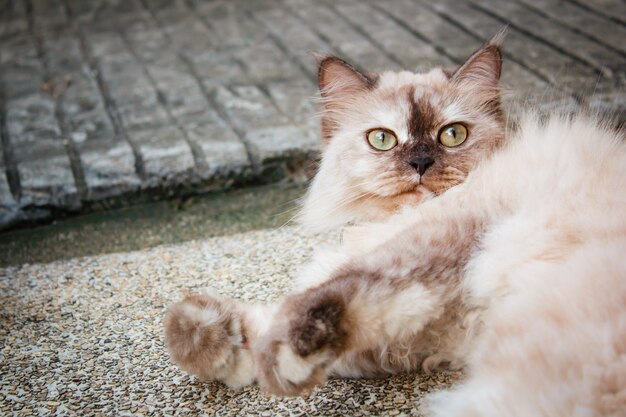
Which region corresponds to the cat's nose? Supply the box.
[409,156,435,176]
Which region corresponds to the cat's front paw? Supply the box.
[254,293,347,396]
[164,289,255,389]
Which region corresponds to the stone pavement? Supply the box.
[1,0,625,230]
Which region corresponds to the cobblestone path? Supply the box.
[1,0,624,229]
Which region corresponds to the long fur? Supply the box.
[164,35,626,416]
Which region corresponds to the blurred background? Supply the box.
[0,0,624,265]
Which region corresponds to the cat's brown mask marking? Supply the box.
[301,32,507,230]
[407,91,440,140]
[404,92,443,177]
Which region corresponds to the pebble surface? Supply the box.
[0,227,460,416]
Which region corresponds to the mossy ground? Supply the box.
[0,184,306,267]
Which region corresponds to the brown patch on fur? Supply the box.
[288,292,347,357]
[407,91,441,141]
[408,216,483,289]
[254,281,356,395]
[280,279,360,357]
[320,117,337,143]
[535,228,584,262]
[164,293,235,380]
[239,314,250,349]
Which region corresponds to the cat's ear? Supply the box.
[318,56,376,99]
[449,29,507,90]
[317,56,377,141]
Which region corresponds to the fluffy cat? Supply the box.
[300,39,505,232]
[165,34,506,386]
[164,35,626,416]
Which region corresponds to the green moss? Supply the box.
[0,184,306,267]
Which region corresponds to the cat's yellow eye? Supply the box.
[439,123,468,147]
[367,129,398,151]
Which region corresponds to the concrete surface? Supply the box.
[0,226,461,416]
[1,0,625,229]
[0,183,306,268]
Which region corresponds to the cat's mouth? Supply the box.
[415,183,433,197]
[415,174,435,194]
[423,179,466,196]
[390,185,433,207]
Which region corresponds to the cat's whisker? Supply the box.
[275,212,304,232]
[303,189,380,221]
[269,210,303,230]
[289,190,384,224]
[324,191,378,212]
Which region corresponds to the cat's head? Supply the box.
[300,34,506,231]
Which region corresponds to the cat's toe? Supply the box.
[255,295,346,395]
[422,352,463,374]
[164,290,253,387]
[255,334,333,396]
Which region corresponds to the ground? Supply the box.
[1,226,461,416]
[1,0,625,415]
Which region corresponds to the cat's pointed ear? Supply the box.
[317,56,377,141]
[450,29,507,90]
[318,56,377,98]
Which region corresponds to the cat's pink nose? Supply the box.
[409,156,435,176]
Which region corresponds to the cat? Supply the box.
[164,34,626,416]
[164,33,507,387]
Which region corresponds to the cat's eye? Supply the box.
[439,123,468,147]
[367,129,398,151]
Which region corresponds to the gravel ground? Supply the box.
[0,227,460,416]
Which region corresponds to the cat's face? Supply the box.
[301,39,506,231]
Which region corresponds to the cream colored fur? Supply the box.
[164,35,625,415]
[299,69,441,232]
[423,114,626,416]
[259,113,625,415]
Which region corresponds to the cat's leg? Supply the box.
[162,248,387,389]
[162,237,365,388]
[252,211,479,395]
[253,268,452,395]
[164,289,277,389]
[166,192,482,391]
